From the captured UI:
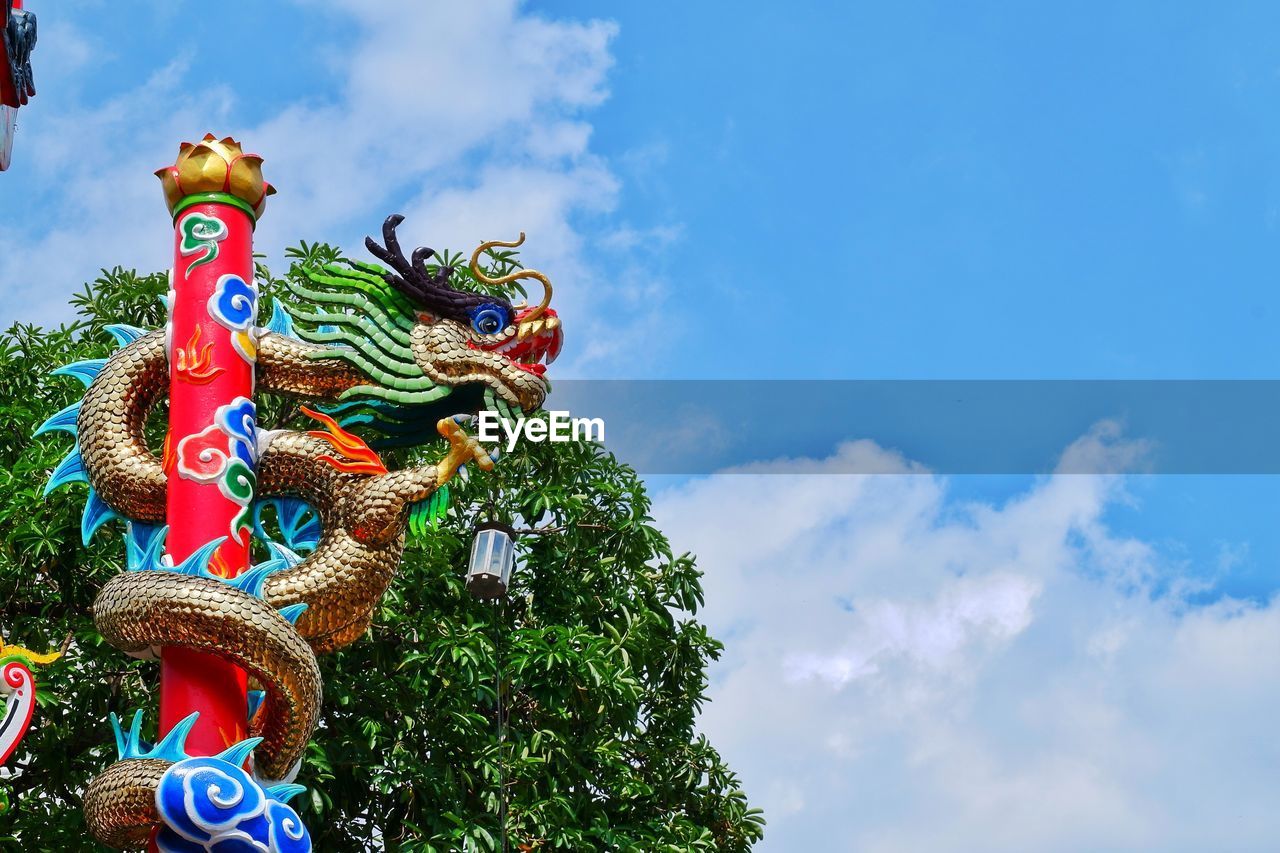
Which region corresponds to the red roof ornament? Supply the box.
[1,0,38,171]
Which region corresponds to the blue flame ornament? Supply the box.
[154,746,311,853]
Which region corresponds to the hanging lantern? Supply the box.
[467,521,516,599]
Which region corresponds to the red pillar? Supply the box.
[154,136,274,759]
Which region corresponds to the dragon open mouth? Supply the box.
[473,307,564,377]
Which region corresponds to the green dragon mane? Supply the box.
[279,259,447,446]
[279,257,515,449]
[284,259,446,405]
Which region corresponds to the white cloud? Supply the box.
[249,0,619,241]
[786,572,1040,686]
[654,425,1280,851]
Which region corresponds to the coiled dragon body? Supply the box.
[41,216,562,849]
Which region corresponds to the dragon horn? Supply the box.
[363,215,407,274]
[365,215,467,314]
[468,233,554,323]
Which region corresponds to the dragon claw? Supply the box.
[435,417,496,486]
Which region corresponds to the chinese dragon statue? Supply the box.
[38,136,562,850]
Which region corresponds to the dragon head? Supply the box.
[364,215,562,413]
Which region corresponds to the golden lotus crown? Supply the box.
[156,133,276,220]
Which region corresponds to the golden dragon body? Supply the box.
[41,217,562,848]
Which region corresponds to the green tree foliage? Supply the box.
[0,259,764,850]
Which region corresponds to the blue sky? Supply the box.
[3,2,1280,849]
[547,1,1280,379]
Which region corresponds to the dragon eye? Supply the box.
[469,304,510,336]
